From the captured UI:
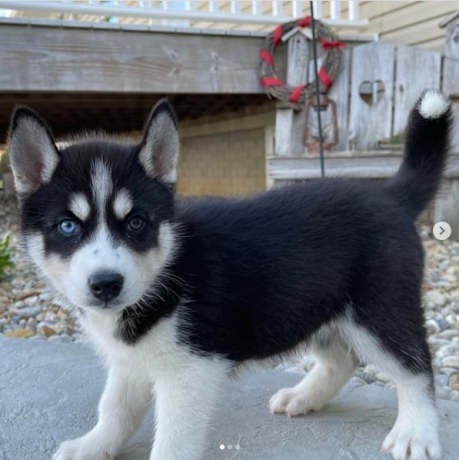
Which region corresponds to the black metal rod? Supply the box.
[309,1,325,178]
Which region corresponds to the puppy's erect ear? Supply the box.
[138,99,179,184]
[8,107,59,198]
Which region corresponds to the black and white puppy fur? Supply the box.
[8,90,452,460]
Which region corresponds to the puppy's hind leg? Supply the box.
[270,331,358,417]
[339,309,441,460]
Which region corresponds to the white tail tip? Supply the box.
[418,90,450,119]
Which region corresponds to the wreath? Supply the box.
[259,16,345,104]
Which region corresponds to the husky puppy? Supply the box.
[8,90,451,460]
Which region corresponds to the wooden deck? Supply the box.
[0,19,282,137]
[0,20,280,95]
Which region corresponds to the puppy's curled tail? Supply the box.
[385,90,452,219]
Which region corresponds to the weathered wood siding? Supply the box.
[332,2,456,51]
[215,1,455,52]
[393,45,442,136]
[348,42,395,150]
[187,2,457,52]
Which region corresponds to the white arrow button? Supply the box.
[433,222,451,241]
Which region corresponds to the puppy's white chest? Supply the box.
[81,310,187,377]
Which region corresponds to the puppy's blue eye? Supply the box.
[59,219,79,235]
[128,216,144,232]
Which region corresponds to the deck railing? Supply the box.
[0,1,368,30]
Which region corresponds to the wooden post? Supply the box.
[274,32,309,165]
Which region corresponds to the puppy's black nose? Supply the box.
[89,273,124,301]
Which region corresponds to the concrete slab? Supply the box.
[0,335,458,460]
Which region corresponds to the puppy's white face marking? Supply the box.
[68,222,176,309]
[92,160,113,219]
[113,189,133,220]
[26,222,176,311]
[69,193,91,222]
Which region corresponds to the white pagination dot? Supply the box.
[220,444,225,450]
[235,444,240,449]
[228,445,232,449]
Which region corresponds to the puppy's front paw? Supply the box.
[53,437,114,460]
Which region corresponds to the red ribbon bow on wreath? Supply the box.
[319,38,346,52]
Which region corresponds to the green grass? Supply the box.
[0,233,15,279]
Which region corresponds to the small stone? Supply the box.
[15,305,41,319]
[428,337,451,352]
[38,325,56,338]
[425,319,440,335]
[19,319,26,327]
[12,301,26,309]
[437,344,459,360]
[450,390,459,402]
[439,329,459,340]
[57,309,69,318]
[442,356,459,369]
[446,314,457,324]
[439,319,451,330]
[425,291,447,307]
[23,295,39,307]
[26,317,37,332]
[0,281,12,291]
[355,367,378,384]
[59,326,74,336]
[11,278,26,289]
[4,328,35,338]
[448,373,459,391]
[45,311,58,321]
